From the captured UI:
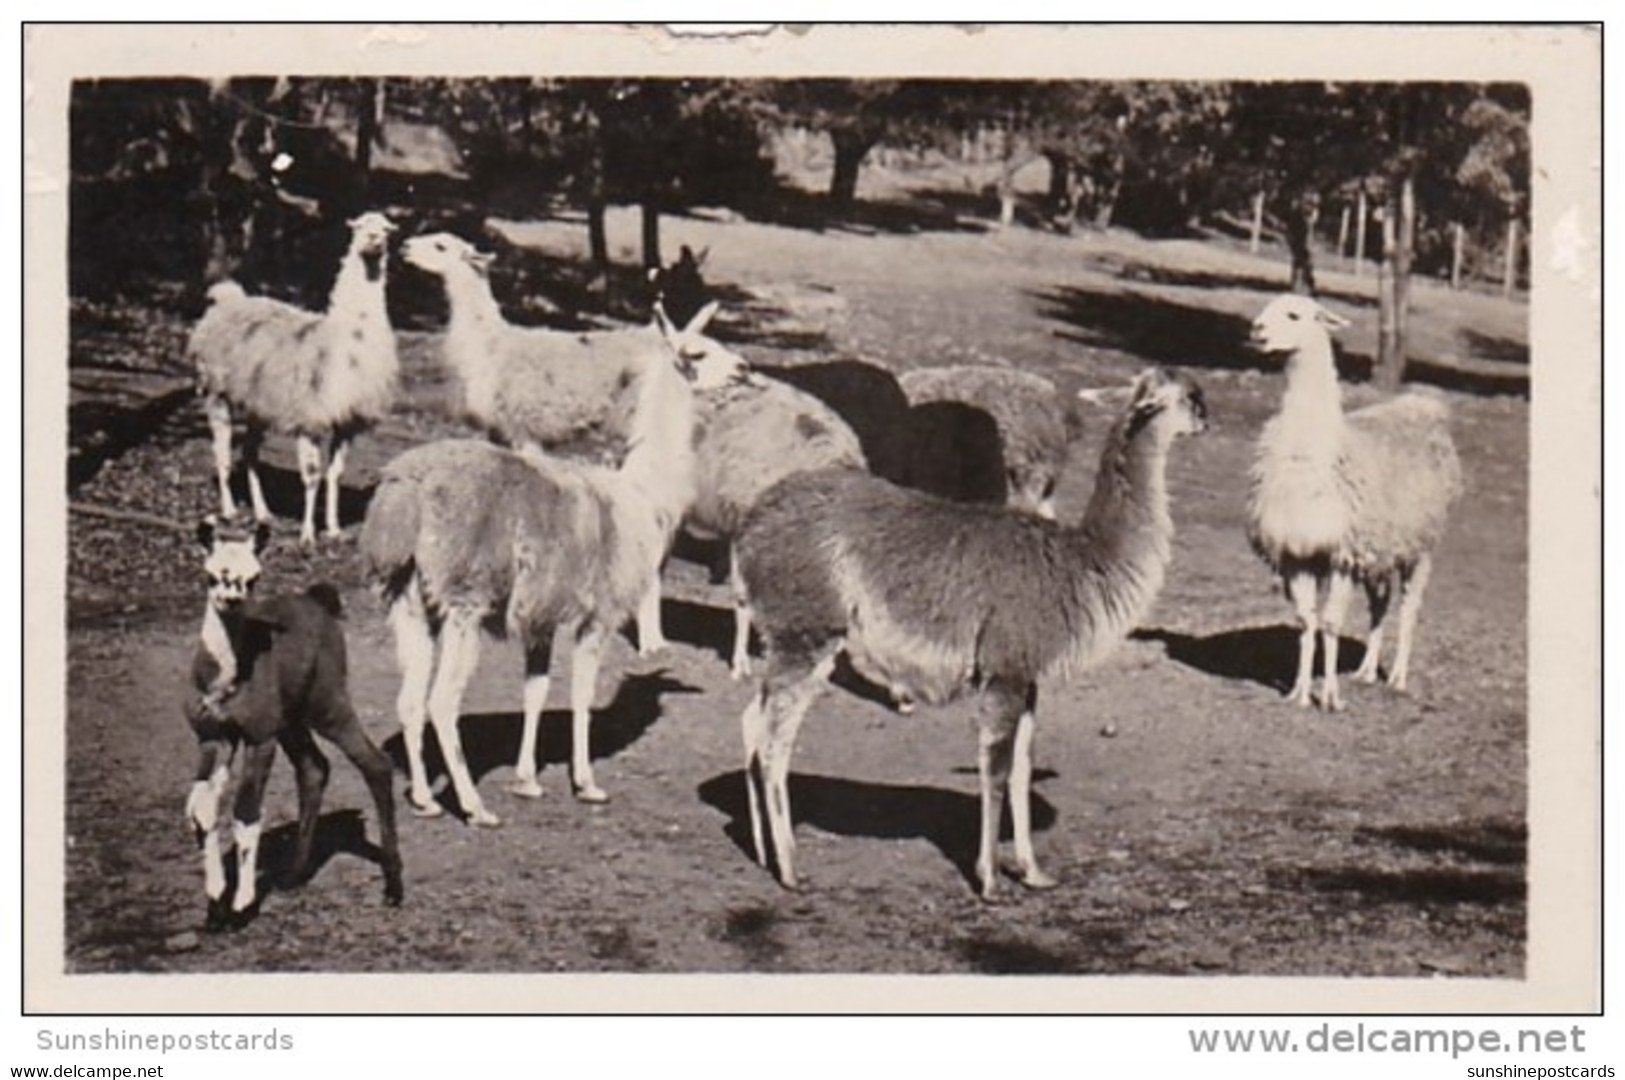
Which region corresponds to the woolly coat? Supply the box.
[1248,391,1463,581]
[688,377,867,540]
[738,382,1187,705]
[897,365,1080,511]
[361,440,666,641]
[191,259,398,438]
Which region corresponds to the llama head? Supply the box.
[197,516,268,613]
[1250,294,1350,355]
[1080,368,1209,440]
[653,300,759,391]
[347,212,397,280]
[347,212,397,255]
[401,232,493,279]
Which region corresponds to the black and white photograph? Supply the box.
[22,22,1601,1015]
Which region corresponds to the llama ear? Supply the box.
[196,516,219,553]
[466,249,495,274]
[692,245,710,267]
[652,302,679,340]
[683,300,720,336]
[1314,305,1351,331]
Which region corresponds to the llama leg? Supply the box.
[322,707,405,907]
[568,623,610,803]
[230,741,278,917]
[278,726,330,888]
[759,652,837,889]
[295,434,324,549]
[240,420,270,525]
[323,429,351,540]
[740,684,770,867]
[974,690,1023,902]
[1388,555,1434,692]
[204,396,237,519]
[1008,699,1058,890]
[728,546,753,680]
[185,740,233,923]
[427,611,498,827]
[636,578,668,657]
[1319,570,1354,712]
[388,586,440,818]
[1285,569,1320,707]
[1354,575,1395,683]
[509,636,553,799]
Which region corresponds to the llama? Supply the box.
[896,365,1082,519]
[687,377,867,679]
[186,517,402,929]
[191,211,399,548]
[1246,294,1464,710]
[359,315,753,827]
[401,232,751,653]
[735,367,1208,900]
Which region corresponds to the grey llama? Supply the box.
[735,367,1208,900]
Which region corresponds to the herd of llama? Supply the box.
[169,210,1464,927]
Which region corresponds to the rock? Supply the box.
[165,931,201,953]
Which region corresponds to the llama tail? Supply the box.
[303,583,344,618]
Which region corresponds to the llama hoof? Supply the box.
[507,776,545,800]
[384,879,404,908]
[204,898,232,933]
[1353,668,1380,685]
[1019,867,1060,891]
[409,798,445,819]
[729,660,753,681]
[1286,683,1314,708]
[573,783,610,805]
[467,807,503,829]
[1386,672,1409,692]
[638,640,669,658]
[894,696,917,716]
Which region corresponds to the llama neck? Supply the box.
[327,248,390,321]
[1062,414,1177,652]
[198,604,242,691]
[1273,338,1346,457]
[616,349,697,538]
[441,267,506,365]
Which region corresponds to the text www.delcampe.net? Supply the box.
[1188,1023,1603,1060]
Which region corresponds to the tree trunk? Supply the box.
[1503,217,1520,298]
[828,130,874,207]
[1249,189,1265,254]
[1376,202,1400,390]
[1375,178,1415,390]
[1354,188,1368,278]
[1285,195,1318,295]
[1394,175,1415,379]
[1450,222,1466,290]
[586,199,609,289]
[354,79,383,209]
[640,196,662,271]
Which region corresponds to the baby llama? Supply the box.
[1246,294,1464,711]
[191,211,399,548]
[186,517,402,929]
[735,367,1208,900]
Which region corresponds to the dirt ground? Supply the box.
[59,205,1529,981]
